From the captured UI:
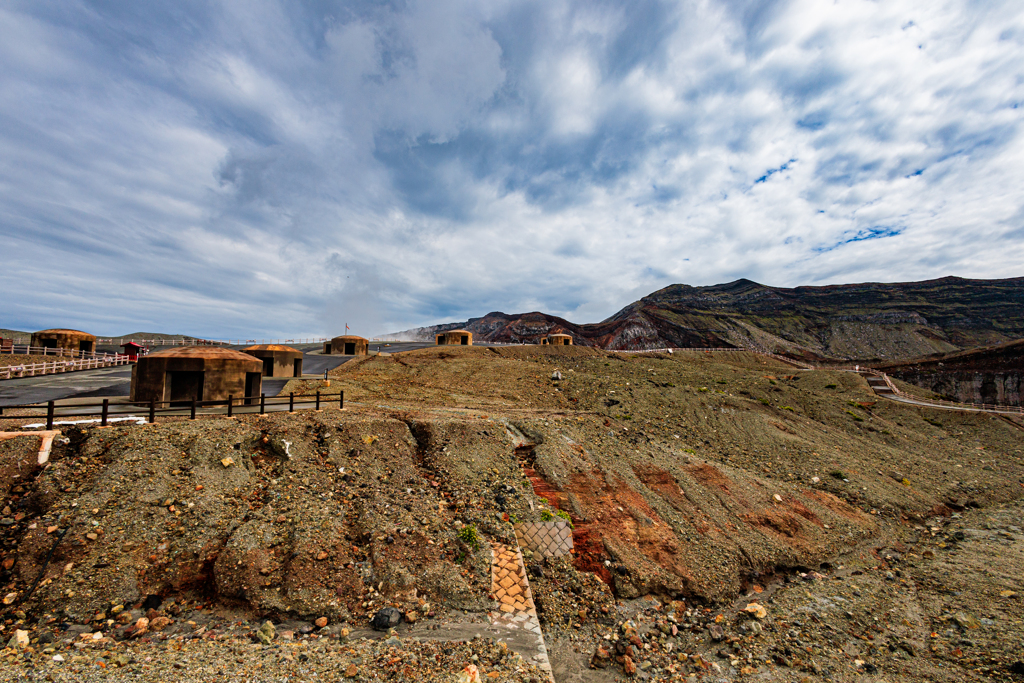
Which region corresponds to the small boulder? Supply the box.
[371,607,402,631]
[954,613,980,630]
[256,620,276,644]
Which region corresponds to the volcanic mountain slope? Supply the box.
[1,346,1023,681]
[386,276,1024,361]
[876,338,1024,406]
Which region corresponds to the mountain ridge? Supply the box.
[383,275,1024,362]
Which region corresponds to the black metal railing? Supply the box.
[0,391,344,428]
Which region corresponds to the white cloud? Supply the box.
[0,0,1022,337]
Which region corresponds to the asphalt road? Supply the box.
[0,366,133,407]
[0,343,439,406]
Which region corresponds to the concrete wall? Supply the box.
[130,356,263,404]
[243,349,303,377]
[436,331,473,346]
[329,337,369,355]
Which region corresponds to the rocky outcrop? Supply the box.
[877,339,1024,406]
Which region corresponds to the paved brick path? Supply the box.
[514,521,573,559]
[489,542,554,681]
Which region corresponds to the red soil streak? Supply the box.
[740,511,802,538]
[517,446,610,583]
[571,525,612,585]
[566,469,695,589]
[788,500,823,526]
[804,489,871,521]
[685,463,732,492]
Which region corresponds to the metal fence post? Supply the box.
[339,390,344,410]
[190,398,197,420]
[260,393,265,415]
[315,390,320,411]
[289,392,294,412]
[46,401,55,430]
[227,395,233,418]
[149,399,156,424]
[101,399,109,427]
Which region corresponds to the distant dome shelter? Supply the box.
[31,328,96,354]
[325,335,368,355]
[541,333,574,346]
[436,330,472,346]
[130,347,263,406]
[243,344,303,377]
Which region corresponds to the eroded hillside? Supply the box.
[1,347,1022,680]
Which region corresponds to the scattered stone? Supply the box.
[623,655,637,676]
[150,616,172,631]
[744,602,767,619]
[315,616,329,628]
[456,664,482,683]
[7,630,29,649]
[954,613,981,630]
[131,617,149,637]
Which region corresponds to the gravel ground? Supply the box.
[1,618,549,682]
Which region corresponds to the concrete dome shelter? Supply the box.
[31,329,96,354]
[541,333,573,346]
[325,335,369,355]
[130,347,263,406]
[242,344,304,377]
[436,330,472,346]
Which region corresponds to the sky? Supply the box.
[1,0,1023,338]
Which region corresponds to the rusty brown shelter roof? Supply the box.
[34,328,95,336]
[242,344,302,354]
[145,347,264,362]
